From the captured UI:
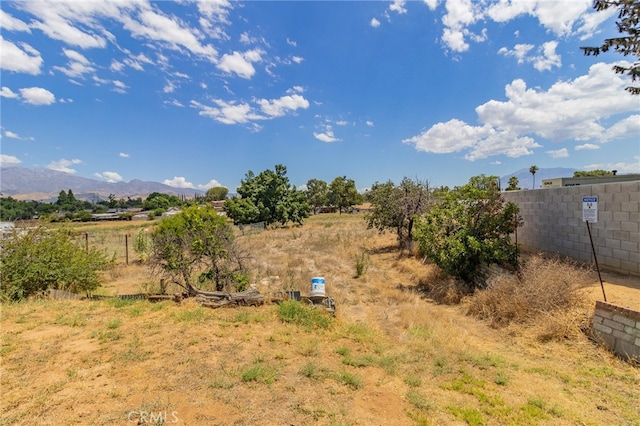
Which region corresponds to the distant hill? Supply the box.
[500,167,577,190]
[0,166,204,201]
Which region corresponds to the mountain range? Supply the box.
[0,166,577,202]
[0,166,204,202]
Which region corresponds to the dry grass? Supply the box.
[466,254,595,341]
[2,213,639,425]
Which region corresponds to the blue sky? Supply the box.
[1,0,639,192]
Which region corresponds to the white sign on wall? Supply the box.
[582,196,598,223]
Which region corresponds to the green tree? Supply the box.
[0,227,110,301]
[573,169,614,177]
[149,206,248,294]
[205,186,229,201]
[413,175,522,286]
[143,192,171,211]
[529,165,539,189]
[506,176,521,191]
[0,197,36,221]
[365,177,433,251]
[56,190,68,207]
[581,0,640,95]
[224,165,310,226]
[329,176,360,214]
[306,178,330,213]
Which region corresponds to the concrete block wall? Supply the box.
[502,181,640,275]
[592,301,640,362]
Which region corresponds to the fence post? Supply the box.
[84,233,88,252]
[125,234,129,265]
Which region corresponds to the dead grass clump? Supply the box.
[467,254,593,339]
[417,267,472,305]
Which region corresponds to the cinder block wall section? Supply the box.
[592,301,640,362]
[502,180,640,275]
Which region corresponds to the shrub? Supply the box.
[133,228,151,263]
[0,226,110,301]
[466,254,593,339]
[414,175,521,286]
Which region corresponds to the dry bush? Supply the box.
[415,263,473,305]
[466,254,594,340]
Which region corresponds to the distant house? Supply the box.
[211,200,226,212]
[542,174,640,188]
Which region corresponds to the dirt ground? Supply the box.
[588,269,640,310]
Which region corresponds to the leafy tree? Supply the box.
[149,206,248,294]
[142,192,180,211]
[224,165,310,226]
[205,186,229,201]
[366,177,433,251]
[306,178,330,213]
[506,176,521,191]
[529,165,539,189]
[0,227,110,301]
[413,175,522,286]
[573,169,614,177]
[581,0,640,95]
[328,176,360,214]
[0,197,36,221]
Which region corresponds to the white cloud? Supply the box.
[1,87,19,98]
[576,6,617,40]
[389,0,408,14]
[0,154,21,166]
[370,18,381,28]
[314,124,341,143]
[602,115,640,142]
[498,44,534,63]
[110,60,125,72]
[119,152,130,158]
[0,36,43,75]
[366,120,374,127]
[441,0,482,52]
[197,179,223,190]
[95,171,124,183]
[19,87,55,105]
[47,158,82,174]
[583,157,640,174]
[424,0,439,11]
[191,99,263,125]
[163,176,194,188]
[486,0,591,37]
[53,48,96,78]
[404,62,638,161]
[403,119,540,160]
[498,41,561,71]
[257,94,309,117]
[5,131,20,139]
[575,143,600,150]
[547,148,569,158]
[532,41,561,71]
[217,49,264,79]
[164,99,185,108]
[120,6,219,61]
[0,9,31,32]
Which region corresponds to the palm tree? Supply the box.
[529,165,539,189]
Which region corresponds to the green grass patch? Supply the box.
[241,363,278,384]
[276,300,332,329]
[447,405,484,426]
[336,371,363,389]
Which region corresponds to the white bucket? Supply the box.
[310,277,326,297]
